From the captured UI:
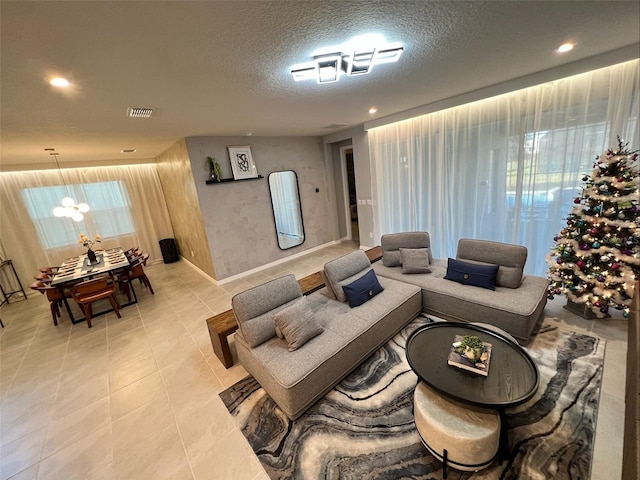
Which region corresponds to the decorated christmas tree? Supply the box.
[547,137,639,318]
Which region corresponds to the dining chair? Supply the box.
[29,280,65,326]
[33,272,54,283]
[117,259,154,301]
[39,266,60,274]
[70,276,121,328]
[124,247,141,261]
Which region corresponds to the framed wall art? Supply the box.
[228,146,258,180]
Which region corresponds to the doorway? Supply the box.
[341,147,359,244]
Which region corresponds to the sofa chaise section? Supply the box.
[232,251,422,420]
[374,234,547,344]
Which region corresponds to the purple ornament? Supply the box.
[556,259,563,265]
[597,276,605,282]
[580,244,590,250]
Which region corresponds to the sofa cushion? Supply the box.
[274,297,323,351]
[342,269,384,307]
[381,231,432,267]
[324,250,372,303]
[444,258,499,291]
[456,239,526,289]
[232,274,302,348]
[400,247,432,274]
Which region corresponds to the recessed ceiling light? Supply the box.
[50,77,70,87]
[121,149,136,153]
[556,43,575,53]
[369,107,378,114]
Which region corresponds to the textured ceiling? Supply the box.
[1,1,639,169]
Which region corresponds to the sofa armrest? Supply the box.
[381,232,432,267]
[456,238,527,289]
[323,250,372,303]
[232,274,302,347]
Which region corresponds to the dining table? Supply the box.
[51,247,136,323]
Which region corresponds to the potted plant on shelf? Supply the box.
[206,156,222,182]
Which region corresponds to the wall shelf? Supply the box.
[206,175,264,185]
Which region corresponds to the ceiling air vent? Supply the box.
[126,107,153,118]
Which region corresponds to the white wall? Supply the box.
[186,136,339,280]
[323,126,375,248]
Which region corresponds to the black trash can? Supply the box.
[159,238,179,264]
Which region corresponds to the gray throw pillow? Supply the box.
[273,297,323,351]
[400,248,432,274]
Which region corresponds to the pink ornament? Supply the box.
[576,260,585,268]
[611,263,620,270]
[573,198,581,204]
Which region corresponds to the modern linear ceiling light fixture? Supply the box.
[291,36,403,84]
[47,149,89,222]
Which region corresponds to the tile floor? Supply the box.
[0,241,627,480]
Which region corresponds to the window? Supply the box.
[21,181,135,250]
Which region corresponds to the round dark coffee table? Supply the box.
[406,321,539,459]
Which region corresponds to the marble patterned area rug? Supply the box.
[220,316,605,480]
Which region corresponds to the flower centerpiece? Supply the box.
[79,233,101,264]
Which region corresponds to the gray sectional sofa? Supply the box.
[373,232,548,345]
[231,233,548,419]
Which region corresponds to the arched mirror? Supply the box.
[268,171,305,250]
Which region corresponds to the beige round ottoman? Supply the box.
[413,381,500,478]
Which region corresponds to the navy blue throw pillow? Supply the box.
[444,258,499,291]
[342,270,384,308]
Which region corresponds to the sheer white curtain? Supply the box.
[369,60,639,276]
[0,164,174,288]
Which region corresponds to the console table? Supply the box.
[0,259,27,328]
[207,246,382,368]
[0,259,26,307]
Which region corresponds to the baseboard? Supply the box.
[178,256,218,285]
[213,240,342,286]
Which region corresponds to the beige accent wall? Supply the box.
[186,136,338,280]
[155,139,215,278]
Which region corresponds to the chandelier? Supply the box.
[47,149,89,222]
